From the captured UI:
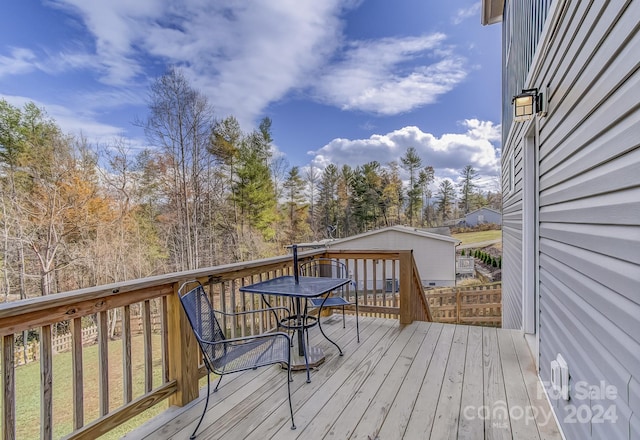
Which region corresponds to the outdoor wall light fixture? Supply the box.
[512,88,542,122]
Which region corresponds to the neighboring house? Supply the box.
[325,225,460,288]
[464,207,502,226]
[483,1,640,439]
[442,217,465,227]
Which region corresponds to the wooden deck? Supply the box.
[125,316,562,440]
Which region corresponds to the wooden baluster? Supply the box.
[221,281,229,336]
[257,274,265,334]
[381,259,387,318]
[122,305,132,404]
[240,278,248,337]
[143,300,153,393]
[161,296,169,384]
[97,311,109,416]
[362,258,368,315]
[372,258,378,317]
[230,280,237,339]
[71,317,84,429]
[391,258,397,318]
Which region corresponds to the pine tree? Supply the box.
[458,164,479,214]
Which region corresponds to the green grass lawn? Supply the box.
[3,334,169,439]
[452,229,502,245]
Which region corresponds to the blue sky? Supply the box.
[1,0,502,188]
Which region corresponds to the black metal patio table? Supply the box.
[239,246,350,382]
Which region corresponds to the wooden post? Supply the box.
[40,326,52,440]
[2,334,15,440]
[167,283,200,406]
[399,250,412,325]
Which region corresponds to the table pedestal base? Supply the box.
[290,346,325,371]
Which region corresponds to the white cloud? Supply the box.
[0,47,38,77]
[462,118,501,142]
[47,0,163,85]
[313,34,468,115]
[0,45,104,80]
[4,1,477,150]
[71,88,146,112]
[309,119,501,180]
[44,0,349,128]
[35,1,468,129]
[452,3,482,25]
[176,0,347,129]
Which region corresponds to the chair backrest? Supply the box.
[300,258,348,280]
[178,281,226,370]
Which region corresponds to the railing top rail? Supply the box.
[0,249,326,324]
[0,248,410,328]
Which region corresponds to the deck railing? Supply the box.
[0,249,430,440]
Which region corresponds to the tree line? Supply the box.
[0,68,501,301]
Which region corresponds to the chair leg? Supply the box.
[213,374,223,392]
[356,295,360,343]
[317,315,343,356]
[191,372,211,439]
[342,305,346,328]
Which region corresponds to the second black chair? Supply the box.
[299,258,360,343]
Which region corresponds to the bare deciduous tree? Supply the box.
[141,67,215,270]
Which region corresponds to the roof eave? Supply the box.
[481,0,504,25]
[326,225,461,246]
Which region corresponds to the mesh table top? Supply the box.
[239,275,350,298]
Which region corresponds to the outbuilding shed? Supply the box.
[325,225,460,288]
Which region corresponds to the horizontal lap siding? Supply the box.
[532,1,640,439]
[502,134,524,330]
[327,230,457,285]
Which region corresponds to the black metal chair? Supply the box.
[299,258,360,343]
[177,280,296,439]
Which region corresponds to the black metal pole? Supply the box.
[292,244,299,284]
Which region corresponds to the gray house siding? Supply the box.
[502,134,524,330]
[500,0,640,439]
[464,208,502,226]
[502,0,553,145]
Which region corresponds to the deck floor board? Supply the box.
[125,317,562,440]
